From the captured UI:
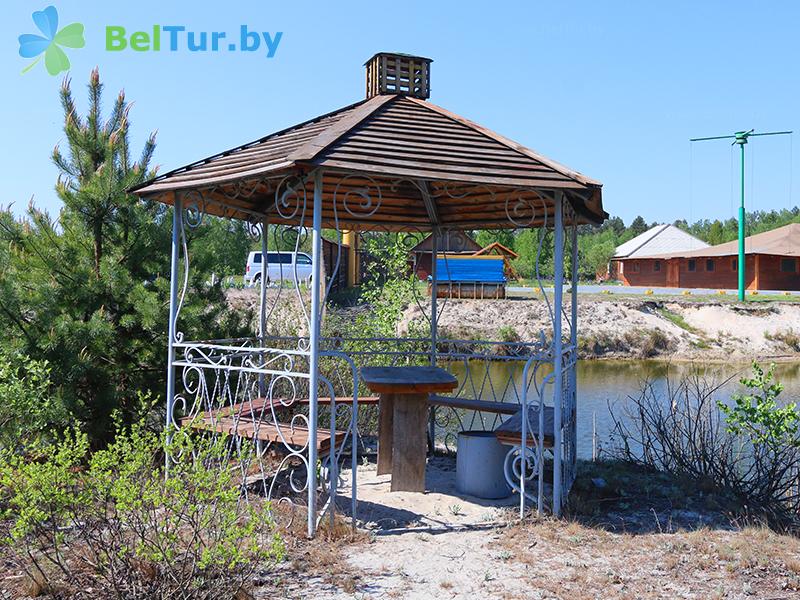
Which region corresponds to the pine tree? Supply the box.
[53,69,156,278]
[0,70,248,444]
[628,216,648,237]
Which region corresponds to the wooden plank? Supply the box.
[361,366,458,394]
[350,128,514,151]
[347,134,536,159]
[428,395,519,415]
[347,132,527,158]
[130,97,368,194]
[391,392,428,492]
[184,416,346,453]
[323,150,574,180]
[324,145,545,170]
[192,395,379,420]
[288,95,395,162]
[308,159,586,189]
[405,97,601,187]
[363,121,494,144]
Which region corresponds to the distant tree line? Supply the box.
[674,206,800,246]
[466,207,800,282]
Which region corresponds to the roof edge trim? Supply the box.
[129,97,372,194]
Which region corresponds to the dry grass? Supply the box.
[498,518,800,600]
[254,503,367,599]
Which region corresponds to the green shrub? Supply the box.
[0,425,283,599]
[611,364,800,532]
[497,325,520,343]
[657,307,702,335]
[0,351,68,453]
[718,362,799,449]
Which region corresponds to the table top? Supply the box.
[360,366,458,394]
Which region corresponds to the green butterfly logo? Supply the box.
[18,6,85,76]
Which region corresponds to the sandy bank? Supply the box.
[227,288,800,362]
[401,297,800,362]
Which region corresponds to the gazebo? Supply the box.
[131,52,605,537]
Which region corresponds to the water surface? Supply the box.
[448,360,800,460]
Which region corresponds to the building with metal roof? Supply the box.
[617,223,800,290]
[609,224,707,282]
[613,224,708,259]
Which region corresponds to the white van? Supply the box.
[244,251,313,286]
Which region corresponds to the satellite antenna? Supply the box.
[690,129,792,301]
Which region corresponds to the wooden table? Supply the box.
[360,366,458,492]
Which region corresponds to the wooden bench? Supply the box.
[428,395,555,447]
[186,415,346,454]
[494,407,555,448]
[428,394,519,415]
[205,395,379,419]
[181,395,378,455]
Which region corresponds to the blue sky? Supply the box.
[2,1,799,225]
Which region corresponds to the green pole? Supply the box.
[690,128,791,302]
[734,131,748,302]
[738,142,745,301]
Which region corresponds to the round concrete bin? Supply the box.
[456,431,512,499]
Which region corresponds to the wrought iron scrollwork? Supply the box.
[334,174,383,219]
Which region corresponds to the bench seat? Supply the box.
[205,395,378,419]
[494,407,555,448]
[428,394,519,415]
[180,395,375,454]
[183,415,346,454]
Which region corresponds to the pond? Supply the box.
[448,359,800,460]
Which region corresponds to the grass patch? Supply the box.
[657,307,703,335]
[498,519,800,599]
[497,325,520,343]
[765,328,800,351]
[578,328,672,358]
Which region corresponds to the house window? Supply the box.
[781,258,797,273]
[706,259,715,272]
[732,259,737,271]
[632,262,640,273]
[654,260,661,272]
[687,259,696,272]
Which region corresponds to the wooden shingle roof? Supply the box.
[131,95,605,230]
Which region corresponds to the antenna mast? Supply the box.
[690,129,792,301]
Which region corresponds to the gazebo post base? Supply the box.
[390,392,428,493]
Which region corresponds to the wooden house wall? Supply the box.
[618,254,800,291]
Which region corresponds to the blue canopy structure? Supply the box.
[433,256,506,283]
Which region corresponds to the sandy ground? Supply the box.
[264,458,800,600]
[336,456,518,531]
[299,457,541,600]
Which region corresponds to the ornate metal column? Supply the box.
[258,217,268,397]
[570,220,579,468]
[307,169,324,538]
[428,228,439,449]
[165,192,183,468]
[552,191,565,516]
